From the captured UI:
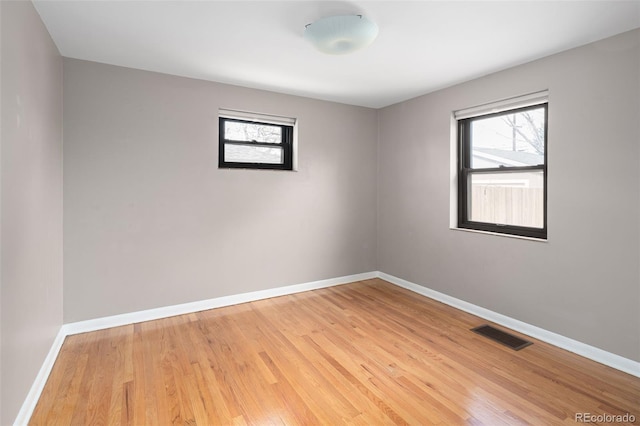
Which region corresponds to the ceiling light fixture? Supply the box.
[304,15,378,55]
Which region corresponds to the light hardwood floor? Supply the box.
[30,279,639,425]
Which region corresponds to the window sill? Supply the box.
[219,167,297,172]
[450,226,548,243]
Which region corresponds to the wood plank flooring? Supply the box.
[30,279,640,425]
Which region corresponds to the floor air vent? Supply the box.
[471,325,532,351]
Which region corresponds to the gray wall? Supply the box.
[0,1,64,424]
[63,59,378,322]
[377,29,640,361]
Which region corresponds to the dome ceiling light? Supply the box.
[304,15,379,55]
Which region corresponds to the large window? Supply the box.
[457,93,548,239]
[219,110,295,170]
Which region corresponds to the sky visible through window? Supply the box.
[472,107,545,158]
[225,121,281,144]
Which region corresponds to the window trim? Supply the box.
[218,113,294,171]
[457,102,548,240]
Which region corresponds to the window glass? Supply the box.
[470,107,545,169]
[218,114,294,170]
[224,145,283,164]
[224,121,282,144]
[469,170,544,228]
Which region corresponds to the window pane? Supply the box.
[224,144,283,164]
[471,107,545,169]
[469,171,544,228]
[224,121,282,143]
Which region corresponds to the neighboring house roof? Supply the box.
[473,148,544,167]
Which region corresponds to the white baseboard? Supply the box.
[16,269,639,424]
[379,271,640,378]
[62,271,378,336]
[13,327,67,426]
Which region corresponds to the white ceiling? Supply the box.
[33,1,640,108]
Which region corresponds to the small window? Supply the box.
[457,93,548,239]
[219,110,294,170]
